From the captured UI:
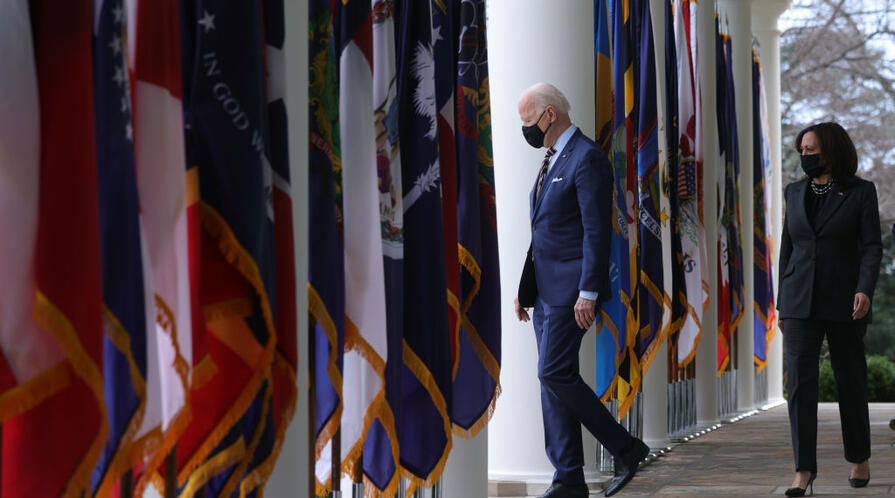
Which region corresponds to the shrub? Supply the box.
[866,355,895,401]
[817,354,895,402]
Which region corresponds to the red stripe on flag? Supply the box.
[4,1,108,496]
[353,10,374,73]
[134,0,183,98]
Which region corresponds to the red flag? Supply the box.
[1,1,108,496]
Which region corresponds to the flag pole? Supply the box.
[352,451,364,497]
[308,315,317,498]
[165,445,177,498]
[120,469,133,497]
[332,430,341,495]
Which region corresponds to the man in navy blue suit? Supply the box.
[514,83,649,498]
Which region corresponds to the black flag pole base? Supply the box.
[120,469,134,498]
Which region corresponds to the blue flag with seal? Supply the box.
[752,50,775,371]
[395,0,454,489]
[308,0,346,493]
[594,0,619,401]
[632,0,666,377]
[453,0,502,438]
[610,0,641,418]
[723,31,745,337]
[91,1,148,494]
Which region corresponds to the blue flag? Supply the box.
[594,0,619,401]
[633,0,666,375]
[610,0,641,417]
[308,0,345,493]
[92,1,148,494]
[395,0,454,487]
[178,0,280,495]
[752,50,775,371]
[724,32,745,336]
[453,0,502,436]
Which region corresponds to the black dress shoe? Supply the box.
[538,481,561,498]
[849,473,869,488]
[604,438,650,497]
[538,481,588,498]
[784,471,816,497]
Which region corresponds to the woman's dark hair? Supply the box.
[794,122,858,184]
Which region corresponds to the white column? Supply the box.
[267,0,310,495]
[486,0,599,487]
[642,341,669,449]
[752,0,791,406]
[720,0,755,412]
[695,0,720,426]
[443,430,489,497]
[642,0,670,451]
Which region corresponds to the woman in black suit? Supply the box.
[778,122,882,496]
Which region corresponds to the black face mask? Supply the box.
[522,110,552,148]
[800,153,825,178]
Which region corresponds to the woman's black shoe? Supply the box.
[848,473,869,488]
[784,471,816,497]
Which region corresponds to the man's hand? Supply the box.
[574,297,596,330]
[853,292,871,320]
[515,296,530,322]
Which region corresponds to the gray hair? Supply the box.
[521,82,571,115]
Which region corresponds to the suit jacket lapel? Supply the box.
[814,182,849,233]
[530,177,536,222]
[792,180,810,233]
[533,131,580,219]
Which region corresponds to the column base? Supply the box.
[760,397,786,410]
[669,421,725,444]
[488,472,610,497]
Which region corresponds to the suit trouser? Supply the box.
[533,299,633,486]
[784,318,870,472]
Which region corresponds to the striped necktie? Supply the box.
[535,146,557,203]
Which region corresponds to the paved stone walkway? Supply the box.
[618,403,895,497]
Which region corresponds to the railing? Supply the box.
[599,391,643,473]
[753,365,768,407]
[718,369,738,419]
[667,376,696,441]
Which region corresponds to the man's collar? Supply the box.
[550,124,577,156]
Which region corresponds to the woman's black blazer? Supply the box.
[777,178,882,323]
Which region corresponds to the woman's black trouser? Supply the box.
[784,318,870,472]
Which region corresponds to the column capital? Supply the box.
[751,0,792,33]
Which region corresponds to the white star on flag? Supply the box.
[109,36,122,55]
[198,10,215,33]
[113,66,126,87]
[125,123,133,141]
[112,4,123,24]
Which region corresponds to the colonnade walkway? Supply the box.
[493,403,895,497]
[621,403,895,497]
